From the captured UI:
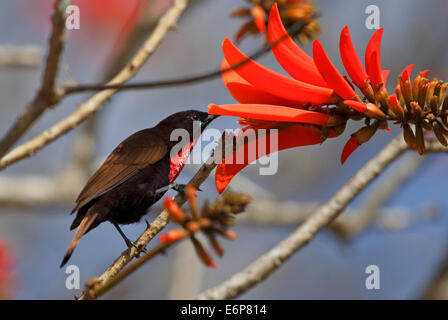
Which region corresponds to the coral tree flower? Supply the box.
[209,3,448,193]
[0,239,14,299]
[160,186,250,268]
[232,0,320,44]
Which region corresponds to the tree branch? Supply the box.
[0,45,42,69]
[0,0,71,159]
[0,0,190,171]
[330,153,427,239]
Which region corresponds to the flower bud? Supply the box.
[164,197,186,224]
[399,74,413,107]
[395,85,406,108]
[412,72,423,100]
[353,125,377,145]
[403,123,417,149]
[365,103,386,119]
[426,80,439,109]
[439,83,448,106]
[192,237,216,268]
[231,8,250,17]
[221,230,237,241]
[410,101,423,118]
[159,229,188,243]
[208,233,224,257]
[186,221,200,233]
[415,123,426,155]
[185,185,200,218]
[432,120,448,147]
[417,79,429,108]
[429,95,439,114]
[388,94,405,121]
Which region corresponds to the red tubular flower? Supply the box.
[339,26,368,88]
[251,6,267,34]
[365,28,384,86]
[222,38,335,106]
[210,5,442,193]
[382,70,390,84]
[267,4,328,87]
[367,50,383,87]
[209,104,336,126]
[0,239,14,299]
[341,137,360,165]
[164,197,186,224]
[401,64,415,80]
[221,59,300,107]
[313,40,357,100]
[215,124,342,193]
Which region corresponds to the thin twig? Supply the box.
[0,0,190,171]
[330,153,427,239]
[0,0,71,158]
[82,241,177,300]
[0,45,42,68]
[61,14,319,95]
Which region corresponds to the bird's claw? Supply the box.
[172,183,187,195]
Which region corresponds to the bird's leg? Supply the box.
[111,221,147,256]
[155,183,187,195]
[154,183,203,196]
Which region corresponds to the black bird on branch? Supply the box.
[60,110,218,267]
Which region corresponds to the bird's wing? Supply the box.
[72,129,168,212]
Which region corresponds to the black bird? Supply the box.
[60,110,218,267]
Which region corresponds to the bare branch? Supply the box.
[0,0,190,171]
[0,0,71,158]
[61,15,319,95]
[330,153,427,239]
[0,45,42,68]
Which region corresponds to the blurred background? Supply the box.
[0,0,448,299]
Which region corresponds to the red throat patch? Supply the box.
[168,139,198,183]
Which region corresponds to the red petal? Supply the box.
[340,136,360,164]
[208,104,331,125]
[267,3,328,87]
[313,40,357,100]
[221,59,301,107]
[382,70,390,84]
[366,50,383,86]
[365,28,384,86]
[215,124,340,193]
[222,38,334,106]
[251,6,266,34]
[420,70,429,77]
[343,100,367,112]
[400,64,414,80]
[339,26,368,88]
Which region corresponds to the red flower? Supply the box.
[29,0,152,57]
[0,239,14,299]
[209,3,434,193]
[232,0,320,44]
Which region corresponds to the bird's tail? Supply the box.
[60,212,99,268]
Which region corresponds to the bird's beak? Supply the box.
[202,114,220,127]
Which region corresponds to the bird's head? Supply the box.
[155,110,219,146]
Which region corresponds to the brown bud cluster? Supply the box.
[160,186,251,268]
[232,0,320,44]
[337,69,448,153]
